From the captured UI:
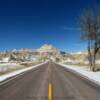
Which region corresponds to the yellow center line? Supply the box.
[48,83,52,100]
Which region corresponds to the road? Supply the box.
[0,62,100,100]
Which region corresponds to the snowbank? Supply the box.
[0,63,22,72]
[0,62,47,83]
[96,60,100,64]
[58,63,100,86]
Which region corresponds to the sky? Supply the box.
[0,0,100,52]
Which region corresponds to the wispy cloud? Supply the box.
[64,27,81,31]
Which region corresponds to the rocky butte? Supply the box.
[0,44,90,63]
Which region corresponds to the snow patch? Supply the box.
[0,62,47,82]
[2,57,10,62]
[0,63,21,72]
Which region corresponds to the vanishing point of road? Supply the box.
[0,62,100,100]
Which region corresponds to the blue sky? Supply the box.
[0,0,99,51]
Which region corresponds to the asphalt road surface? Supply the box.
[0,62,100,100]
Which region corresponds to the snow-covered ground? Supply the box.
[61,59,100,65]
[0,62,47,83]
[95,60,100,64]
[58,63,100,86]
[0,63,22,72]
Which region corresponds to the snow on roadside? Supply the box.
[0,62,47,82]
[58,63,100,86]
[0,63,22,72]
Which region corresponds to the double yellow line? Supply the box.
[48,83,52,100]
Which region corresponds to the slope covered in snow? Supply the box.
[0,62,46,83]
[0,63,22,72]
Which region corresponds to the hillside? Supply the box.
[0,44,99,63]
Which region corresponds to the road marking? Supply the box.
[48,83,52,100]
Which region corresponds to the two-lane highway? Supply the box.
[0,62,100,100]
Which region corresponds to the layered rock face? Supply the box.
[37,44,60,55]
[36,44,63,61]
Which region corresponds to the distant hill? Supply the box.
[0,44,99,63]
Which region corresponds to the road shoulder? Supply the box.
[0,62,47,84]
[56,63,100,88]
